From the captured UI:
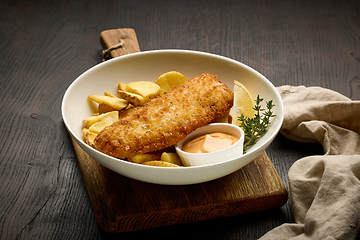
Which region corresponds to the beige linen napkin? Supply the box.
[260,86,360,240]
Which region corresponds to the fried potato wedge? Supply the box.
[82,127,89,139]
[82,110,118,128]
[142,161,181,167]
[128,153,162,164]
[88,111,119,134]
[98,102,118,114]
[82,128,97,147]
[82,111,119,147]
[118,82,128,91]
[126,81,160,100]
[104,91,118,98]
[88,94,128,111]
[82,115,103,129]
[118,90,148,106]
[161,152,183,166]
[155,71,188,95]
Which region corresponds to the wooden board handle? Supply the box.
[100,28,140,60]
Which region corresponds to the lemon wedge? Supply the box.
[231,80,255,127]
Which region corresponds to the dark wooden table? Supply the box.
[1,0,359,239]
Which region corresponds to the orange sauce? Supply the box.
[182,132,239,154]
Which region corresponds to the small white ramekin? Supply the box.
[175,123,244,167]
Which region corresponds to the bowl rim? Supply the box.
[61,49,284,171]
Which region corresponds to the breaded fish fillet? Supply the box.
[94,73,234,159]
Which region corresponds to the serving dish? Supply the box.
[62,49,283,185]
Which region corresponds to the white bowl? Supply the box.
[61,49,284,185]
[176,123,244,167]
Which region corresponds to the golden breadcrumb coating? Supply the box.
[93,73,234,159]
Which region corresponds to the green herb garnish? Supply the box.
[238,95,275,153]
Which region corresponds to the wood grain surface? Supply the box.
[1,0,359,239]
[73,139,287,232]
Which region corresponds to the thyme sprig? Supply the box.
[238,95,276,153]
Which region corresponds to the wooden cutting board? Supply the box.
[71,28,287,233]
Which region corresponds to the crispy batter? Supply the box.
[93,73,234,159]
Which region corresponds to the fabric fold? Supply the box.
[260,86,360,240]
